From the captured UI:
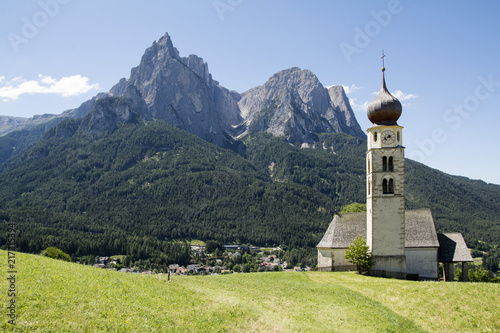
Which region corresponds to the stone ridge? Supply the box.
[327,86,365,138]
[0,33,366,148]
[237,67,366,143]
[107,33,243,147]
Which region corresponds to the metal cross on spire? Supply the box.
[381,50,386,71]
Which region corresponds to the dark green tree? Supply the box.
[206,240,224,255]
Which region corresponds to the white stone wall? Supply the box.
[332,249,352,267]
[366,148,406,257]
[366,125,406,274]
[317,248,333,271]
[372,255,406,274]
[370,197,405,256]
[317,248,357,271]
[406,247,439,279]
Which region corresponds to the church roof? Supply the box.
[437,233,473,263]
[316,208,439,249]
[316,212,366,248]
[405,209,439,247]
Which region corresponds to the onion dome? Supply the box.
[367,67,402,125]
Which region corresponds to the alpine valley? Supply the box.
[0,33,499,268]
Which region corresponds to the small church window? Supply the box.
[383,178,395,194]
[397,131,400,142]
[374,131,378,142]
[382,156,387,172]
[388,157,394,172]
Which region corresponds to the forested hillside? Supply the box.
[0,119,63,165]
[406,159,500,243]
[0,117,499,269]
[0,119,336,268]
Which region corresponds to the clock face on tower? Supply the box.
[381,130,395,145]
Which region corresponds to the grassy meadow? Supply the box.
[1,250,499,332]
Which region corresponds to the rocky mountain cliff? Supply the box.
[1,33,365,149]
[237,68,365,144]
[107,33,239,147]
[327,85,365,138]
[109,34,365,145]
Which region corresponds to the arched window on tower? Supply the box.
[388,157,394,171]
[374,132,378,142]
[382,156,387,172]
[383,178,395,194]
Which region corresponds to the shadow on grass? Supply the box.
[179,272,427,332]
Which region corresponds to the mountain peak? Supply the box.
[237,67,366,143]
[109,33,244,148]
[264,68,319,94]
[156,32,180,59]
[0,33,364,152]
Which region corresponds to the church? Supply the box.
[317,65,473,280]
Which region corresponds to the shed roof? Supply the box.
[437,233,473,263]
[316,208,439,249]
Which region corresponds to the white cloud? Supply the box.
[392,90,417,101]
[341,84,361,94]
[355,89,417,110]
[361,100,370,111]
[331,83,417,112]
[0,75,99,100]
[349,97,360,111]
[348,97,371,113]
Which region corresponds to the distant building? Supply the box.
[317,64,472,280]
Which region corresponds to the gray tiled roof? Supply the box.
[316,209,440,249]
[437,233,473,262]
[405,209,439,247]
[316,212,366,248]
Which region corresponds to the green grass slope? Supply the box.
[1,251,499,332]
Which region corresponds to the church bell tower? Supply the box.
[366,62,406,275]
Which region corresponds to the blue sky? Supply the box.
[1,0,500,185]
